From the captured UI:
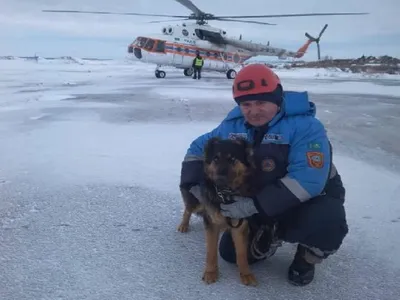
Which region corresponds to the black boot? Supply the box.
[288,245,317,286]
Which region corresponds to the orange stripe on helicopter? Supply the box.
[130,41,251,63]
[164,42,251,63]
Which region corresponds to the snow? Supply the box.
[275,66,400,80]
[0,57,400,299]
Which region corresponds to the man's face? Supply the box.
[239,100,279,127]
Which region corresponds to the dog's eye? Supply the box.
[229,157,236,163]
[213,156,219,162]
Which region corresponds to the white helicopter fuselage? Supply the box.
[126,22,312,78]
[127,23,254,77]
[128,34,250,70]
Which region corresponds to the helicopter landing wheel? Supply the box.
[183,68,194,77]
[226,69,236,79]
[155,70,166,78]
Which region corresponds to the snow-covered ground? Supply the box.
[1,57,400,299]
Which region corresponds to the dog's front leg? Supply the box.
[202,218,220,284]
[231,223,258,286]
[177,208,192,232]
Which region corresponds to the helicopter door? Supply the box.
[203,51,217,70]
[204,52,211,68]
[172,46,184,65]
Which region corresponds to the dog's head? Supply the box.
[203,137,256,191]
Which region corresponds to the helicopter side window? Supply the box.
[194,29,204,40]
[154,40,166,53]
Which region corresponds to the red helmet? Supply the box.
[232,64,282,105]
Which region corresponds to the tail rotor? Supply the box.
[305,24,328,60]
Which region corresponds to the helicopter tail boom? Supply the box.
[293,39,314,58]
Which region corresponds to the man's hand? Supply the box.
[220,196,258,219]
[189,185,206,203]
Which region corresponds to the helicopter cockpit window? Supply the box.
[134,37,148,47]
[144,39,155,50]
[154,40,166,53]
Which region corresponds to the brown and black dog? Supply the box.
[177,137,259,286]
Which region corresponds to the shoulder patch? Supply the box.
[306,151,324,168]
[262,158,276,172]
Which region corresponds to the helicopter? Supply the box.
[42,0,368,79]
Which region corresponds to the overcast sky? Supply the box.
[1,0,399,60]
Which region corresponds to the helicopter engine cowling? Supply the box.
[195,40,219,50]
[194,29,225,44]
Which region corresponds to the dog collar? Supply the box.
[214,185,235,204]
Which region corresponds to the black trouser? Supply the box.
[193,67,202,79]
[219,174,349,264]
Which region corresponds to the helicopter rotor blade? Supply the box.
[148,18,190,23]
[215,18,276,25]
[305,23,329,41]
[212,12,369,19]
[174,0,204,16]
[42,9,188,18]
[305,33,316,41]
[318,24,329,38]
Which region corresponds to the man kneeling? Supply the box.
[179,64,348,286]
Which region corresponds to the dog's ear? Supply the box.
[204,137,220,162]
[243,140,256,169]
[231,138,256,168]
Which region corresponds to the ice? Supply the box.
[0,57,400,299]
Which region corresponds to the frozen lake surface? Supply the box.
[1,58,400,299]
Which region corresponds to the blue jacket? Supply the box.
[180,91,335,217]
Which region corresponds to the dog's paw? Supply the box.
[177,223,189,233]
[240,272,258,286]
[202,269,219,284]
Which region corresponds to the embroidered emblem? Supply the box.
[308,142,322,149]
[228,133,247,140]
[306,151,324,168]
[262,133,283,141]
[262,158,275,172]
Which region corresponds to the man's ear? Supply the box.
[204,137,220,162]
